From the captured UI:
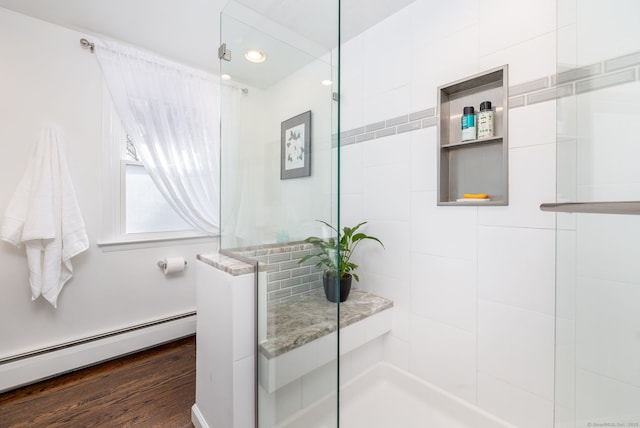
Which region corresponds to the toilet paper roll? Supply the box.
[163,257,186,274]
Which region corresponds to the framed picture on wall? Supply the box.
[281,110,311,179]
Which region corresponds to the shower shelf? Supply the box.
[540,201,640,215]
[438,65,509,206]
[442,136,502,149]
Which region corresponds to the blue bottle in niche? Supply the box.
[461,106,476,141]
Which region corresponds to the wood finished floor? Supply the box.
[0,336,196,428]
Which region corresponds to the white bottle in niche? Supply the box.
[477,101,494,139]
[461,106,476,141]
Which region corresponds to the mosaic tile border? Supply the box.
[334,51,640,147]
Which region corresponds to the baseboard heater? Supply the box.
[0,311,196,393]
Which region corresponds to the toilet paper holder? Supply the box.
[157,259,188,269]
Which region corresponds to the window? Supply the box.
[121,143,192,235]
[100,86,201,244]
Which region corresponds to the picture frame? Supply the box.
[281,110,311,179]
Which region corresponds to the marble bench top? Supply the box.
[197,253,256,276]
[260,288,393,359]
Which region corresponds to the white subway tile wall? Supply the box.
[576,214,640,285]
[575,368,640,423]
[479,32,556,85]
[477,299,555,400]
[477,371,555,428]
[335,50,640,150]
[412,253,477,333]
[335,1,563,426]
[410,316,477,403]
[575,277,640,387]
[477,226,556,315]
[274,1,640,426]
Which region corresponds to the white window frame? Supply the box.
[99,83,208,247]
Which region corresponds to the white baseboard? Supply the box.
[191,404,210,428]
[0,314,196,393]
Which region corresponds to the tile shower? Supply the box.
[196,1,640,427]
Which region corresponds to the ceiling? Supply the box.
[233,0,415,50]
[0,0,225,73]
[0,0,414,87]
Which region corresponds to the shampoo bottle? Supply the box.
[477,101,494,139]
[461,106,476,141]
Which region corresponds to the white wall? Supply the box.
[0,8,216,362]
[221,54,337,249]
[340,1,558,427]
[555,1,640,425]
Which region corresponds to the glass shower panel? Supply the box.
[219,1,339,426]
[555,1,640,427]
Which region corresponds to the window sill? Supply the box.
[98,233,218,252]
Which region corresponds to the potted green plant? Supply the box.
[299,221,384,302]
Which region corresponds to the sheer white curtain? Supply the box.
[95,39,220,235]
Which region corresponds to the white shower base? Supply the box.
[280,363,515,428]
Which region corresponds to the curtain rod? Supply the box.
[78,37,247,92]
[80,38,95,53]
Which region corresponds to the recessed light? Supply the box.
[321,80,333,86]
[244,50,266,63]
[221,74,232,80]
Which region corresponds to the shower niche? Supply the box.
[437,65,509,206]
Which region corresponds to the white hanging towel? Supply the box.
[0,126,89,308]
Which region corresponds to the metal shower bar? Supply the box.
[540,201,640,215]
